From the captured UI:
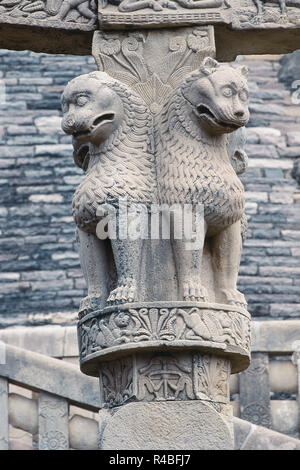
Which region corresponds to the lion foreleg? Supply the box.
[210,221,247,308]
[77,229,110,305]
[107,209,148,304]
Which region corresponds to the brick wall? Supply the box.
[0,50,299,326]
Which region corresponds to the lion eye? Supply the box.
[76,95,89,106]
[222,87,233,98]
[239,90,249,102]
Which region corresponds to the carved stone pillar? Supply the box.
[61,20,251,449]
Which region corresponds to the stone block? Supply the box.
[99,401,234,450]
[8,394,38,435]
[271,401,299,437]
[69,415,98,450]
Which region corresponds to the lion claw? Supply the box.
[107,279,137,304]
[183,281,208,302]
[221,289,247,309]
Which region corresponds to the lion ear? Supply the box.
[239,65,248,77]
[200,57,219,75]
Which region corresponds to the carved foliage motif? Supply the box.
[193,354,230,403]
[78,304,251,360]
[0,0,97,27]
[99,352,230,407]
[99,357,135,407]
[92,28,215,112]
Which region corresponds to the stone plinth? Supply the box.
[99,401,234,450]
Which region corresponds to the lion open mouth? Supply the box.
[196,105,240,131]
[72,113,115,139]
[92,113,115,127]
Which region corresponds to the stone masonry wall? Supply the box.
[0,51,299,327]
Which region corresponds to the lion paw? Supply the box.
[183,281,208,302]
[159,0,177,9]
[150,1,164,10]
[107,279,137,304]
[221,289,247,309]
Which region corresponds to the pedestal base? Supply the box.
[99,401,234,450]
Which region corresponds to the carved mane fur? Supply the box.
[155,67,245,232]
[72,74,156,233]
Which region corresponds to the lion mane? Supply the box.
[72,73,157,233]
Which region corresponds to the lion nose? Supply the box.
[234,110,244,118]
[62,115,76,134]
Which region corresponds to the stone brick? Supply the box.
[29,194,63,204]
[245,191,268,203]
[35,144,73,156]
[287,132,300,147]
[21,270,66,281]
[269,192,294,204]
[245,144,279,159]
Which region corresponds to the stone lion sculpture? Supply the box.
[61,71,157,307]
[155,57,250,307]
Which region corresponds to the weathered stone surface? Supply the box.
[0,377,8,450]
[69,415,99,450]
[251,321,300,353]
[271,401,299,438]
[269,361,298,393]
[99,401,234,450]
[278,50,300,88]
[233,417,300,450]
[8,393,38,435]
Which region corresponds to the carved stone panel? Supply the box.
[239,352,272,428]
[38,392,69,450]
[92,27,215,112]
[230,0,300,30]
[97,0,300,29]
[0,0,97,31]
[137,353,194,401]
[99,351,231,407]
[78,301,251,375]
[97,0,230,28]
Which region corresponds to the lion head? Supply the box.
[62,72,124,147]
[181,57,250,136]
[61,71,127,171]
